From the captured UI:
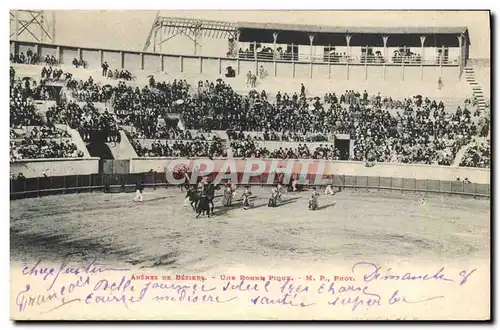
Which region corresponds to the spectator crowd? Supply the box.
[9,59,490,168]
[459,140,490,168]
[131,137,225,158]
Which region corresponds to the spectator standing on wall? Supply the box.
[251,74,257,88]
[102,62,109,77]
[26,48,33,64]
[259,66,265,80]
[300,83,306,97]
[246,71,252,87]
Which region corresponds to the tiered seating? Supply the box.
[10,66,91,160]
[459,139,491,168]
[10,58,490,168]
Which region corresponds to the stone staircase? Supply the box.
[452,144,470,167]
[464,67,487,111]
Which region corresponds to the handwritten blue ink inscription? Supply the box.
[14,260,479,315]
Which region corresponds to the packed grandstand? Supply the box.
[9,46,490,173]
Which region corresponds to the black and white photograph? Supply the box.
[9,10,491,321]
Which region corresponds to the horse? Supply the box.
[186,188,200,211]
[205,183,221,213]
[196,195,211,218]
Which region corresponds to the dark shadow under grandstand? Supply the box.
[86,142,114,160]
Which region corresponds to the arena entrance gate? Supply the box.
[334,134,351,160]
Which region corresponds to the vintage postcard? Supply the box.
[9,10,490,320]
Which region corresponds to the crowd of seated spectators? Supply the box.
[132,138,225,158]
[227,130,328,142]
[72,58,87,68]
[178,83,483,165]
[18,125,71,139]
[45,101,118,133]
[66,76,113,103]
[128,126,216,141]
[229,136,341,160]
[459,140,490,168]
[109,69,133,80]
[113,80,190,138]
[10,65,489,168]
[11,73,60,101]
[346,103,476,165]
[11,52,58,66]
[41,66,66,82]
[10,137,83,161]
[10,49,41,65]
[324,52,351,63]
[391,49,422,64]
[101,62,134,81]
[10,82,44,127]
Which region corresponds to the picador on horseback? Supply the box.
[196,178,211,218]
[202,177,219,213]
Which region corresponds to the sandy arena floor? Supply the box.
[10,187,490,272]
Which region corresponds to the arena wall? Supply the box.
[11,41,461,82]
[128,158,490,184]
[9,158,490,198]
[10,158,100,178]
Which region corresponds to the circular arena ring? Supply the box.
[10,172,490,273]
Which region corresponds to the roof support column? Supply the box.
[235,30,240,58]
[159,24,163,53]
[253,41,258,74]
[273,32,279,60]
[457,34,464,78]
[153,29,157,53]
[120,51,124,69]
[420,36,426,81]
[457,35,463,65]
[309,34,315,78]
[309,34,315,62]
[382,36,389,63]
[420,36,426,64]
[345,34,352,63]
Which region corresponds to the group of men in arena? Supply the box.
[131,164,337,215]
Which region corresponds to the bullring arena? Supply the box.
[10,185,490,272]
[10,11,490,284]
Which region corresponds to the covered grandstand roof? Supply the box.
[235,22,469,36]
[143,16,470,52]
[235,21,470,47]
